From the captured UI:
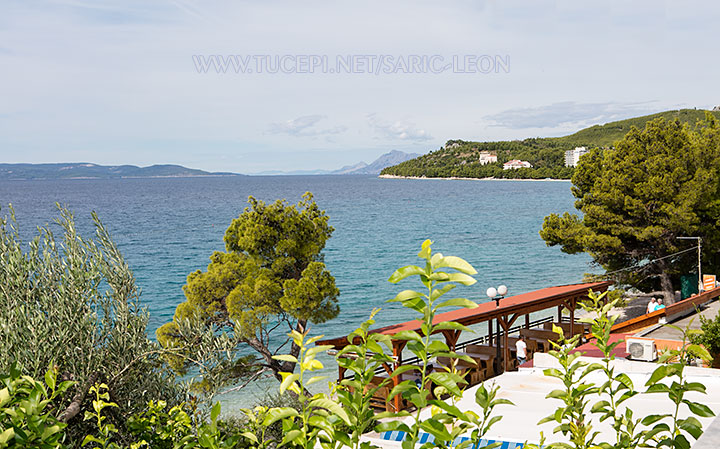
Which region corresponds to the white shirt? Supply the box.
[647,301,656,314]
[516,339,527,358]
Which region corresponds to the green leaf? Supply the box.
[646,365,668,386]
[390,289,425,302]
[444,272,477,286]
[436,297,478,309]
[210,402,221,422]
[272,354,298,363]
[684,382,707,393]
[684,400,715,418]
[281,430,303,446]
[641,414,671,425]
[389,265,426,283]
[308,398,351,426]
[279,373,299,395]
[432,321,472,333]
[392,330,423,342]
[427,371,464,396]
[0,428,15,445]
[433,256,478,275]
[678,419,703,439]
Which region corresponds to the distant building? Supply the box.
[713,106,720,112]
[478,151,498,165]
[564,147,588,167]
[503,160,532,170]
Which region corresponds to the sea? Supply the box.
[0,175,592,407]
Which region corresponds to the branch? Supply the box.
[218,367,272,395]
[59,372,98,423]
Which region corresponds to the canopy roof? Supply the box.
[318,281,612,349]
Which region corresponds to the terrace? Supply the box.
[317,281,612,412]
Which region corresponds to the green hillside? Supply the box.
[381,109,720,180]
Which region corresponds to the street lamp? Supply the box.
[486,284,508,307]
[677,236,702,292]
[487,285,508,374]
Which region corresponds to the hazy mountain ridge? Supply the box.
[252,150,421,175]
[0,163,240,180]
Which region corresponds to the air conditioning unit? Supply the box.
[626,338,657,362]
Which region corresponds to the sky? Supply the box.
[1,0,719,173]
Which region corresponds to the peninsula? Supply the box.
[380,109,720,180]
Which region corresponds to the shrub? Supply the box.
[0,206,184,446]
[0,363,72,449]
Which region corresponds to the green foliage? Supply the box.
[0,205,183,446]
[538,326,602,449]
[642,322,714,449]
[157,193,339,397]
[380,109,720,180]
[175,403,240,449]
[540,115,720,301]
[334,309,394,449]
[126,400,193,449]
[377,240,513,449]
[82,384,121,449]
[579,291,643,449]
[690,311,720,367]
[273,330,349,449]
[0,363,72,449]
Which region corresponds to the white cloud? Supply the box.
[267,115,346,137]
[366,114,432,142]
[483,101,661,130]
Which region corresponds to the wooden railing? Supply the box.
[358,315,557,378]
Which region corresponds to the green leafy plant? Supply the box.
[378,239,502,449]
[82,384,121,449]
[333,309,395,449]
[690,310,720,367]
[273,330,351,449]
[462,383,513,449]
[126,400,193,449]
[0,363,72,449]
[538,326,602,449]
[642,322,715,449]
[176,403,240,449]
[578,291,644,449]
[0,205,183,445]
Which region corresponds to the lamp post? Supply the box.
[487,285,508,374]
[677,236,702,292]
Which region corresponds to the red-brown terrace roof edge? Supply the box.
[317,280,612,348]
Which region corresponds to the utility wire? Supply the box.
[600,245,699,278]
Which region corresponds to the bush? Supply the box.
[691,311,720,367]
[0,363,72,449]
[0,206,184,446]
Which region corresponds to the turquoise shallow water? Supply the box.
[0,175,592,405]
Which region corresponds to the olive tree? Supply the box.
[0,205,183,445]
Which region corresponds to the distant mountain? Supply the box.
[333,161,370,175]
[0,163,241,180]
[336,150,421,175]
[248,150,422,176]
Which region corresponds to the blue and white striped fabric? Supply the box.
[379,431,526,448]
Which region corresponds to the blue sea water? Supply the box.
[0,175,591,404]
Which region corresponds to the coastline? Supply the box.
[378,174,572,182]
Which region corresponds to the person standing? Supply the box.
[516,335,527,366]
[647,297,657,314]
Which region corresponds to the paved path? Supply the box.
[644,299,720,340]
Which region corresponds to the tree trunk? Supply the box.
[658,262,676,305]
[59,372,98,423]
